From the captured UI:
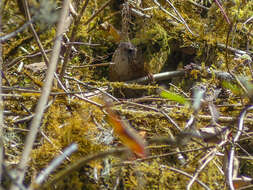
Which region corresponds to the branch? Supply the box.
[0,19,34,43]
[33,143,78,187]
[59,0,90,79]
[227,105,253,190]
[0,0,4,182]
[39,148,127,190]
[128,70,185,84]
[9,1,70,189]
[60,0,113,79]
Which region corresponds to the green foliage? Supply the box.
[222,81,242,96]
[160,89,189,105]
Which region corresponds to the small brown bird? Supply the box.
[109,42,146,82]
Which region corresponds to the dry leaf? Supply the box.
[104,102,146,158]
[24,62,47,73]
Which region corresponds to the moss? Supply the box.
[2,0,253,189]
[31,98,106,188]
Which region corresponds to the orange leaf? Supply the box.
[105,106,146,158]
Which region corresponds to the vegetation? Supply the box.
[0,0,252,189]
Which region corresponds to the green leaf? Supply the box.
[222,81,242,95]
[160,90,189,105]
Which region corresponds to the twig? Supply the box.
[191,64,234,81]
[39,148,127,190]
[187,139,227,189]
[198,114,253,123]
[169,166,210,190]
[2,86,103,96]
[227,105,253,190]
[69,62,114,68]
[2,164,27,190]
[120,100,181,130]
[114,147,211,190]
[9,1,70,189]
[0,19,34,43]
[117,107,253,124]
[74,94,103,108]
[187,0,209,10]
[5,49,52,71]
[165,0,195,35]
[217,43,250,55]
[214,0,231,25]
[130,8,151,18]
[65,41,100,46]
[12,99,55,124]
[0,0,4,182]
[153,0,182,24]
[33,143,78,187]
[59,0,90,80]
[39,131,72,162]
[22,0,50,66]
[243,16,253,25]
[22,0,68,93]
[128,70,185,84]
[60,0,113,79]
[153,0,195,35]
[116,147,213,165]
[0,93,21,97]
[83,0,113,26]
[65,75,119,102]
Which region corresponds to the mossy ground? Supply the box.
[1,0,253,189]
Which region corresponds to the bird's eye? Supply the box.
[128,49,134,53]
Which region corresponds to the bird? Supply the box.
[109,42,146,82]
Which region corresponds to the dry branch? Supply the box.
[9,1,70,189]
[0,0,4,182]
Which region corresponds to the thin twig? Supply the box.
[40,131,71,162]
[214,0,231,25]
[187,0,209,10]
[169,166,210,190]
[60,0,113,79]
[33,143,78,187]
[22,0,68,92]
[9,1,70,189]
[22,0,50,66]
[187,139,227,189]
[0,19,34,43]
[217,43,250,55]
[65,75,119,102]
[74,94,103,108]
[2,164,27,190]
[130,8,151,18]
[0,0,4,182]
[153,0,182,24]
[165,0,195,35]
[116,147,214,165]
[5,49,52,71]
[228,105,253,190]
[83,0,113,26]
[59,0,90,80]
[39,148,127,190]
[128,70,185,84]
[69,62,114,68]
[113,147,212,190]
[65,41,100,46]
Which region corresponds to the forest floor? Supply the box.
[0,0,253,189]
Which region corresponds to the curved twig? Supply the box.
[228,105,253,190]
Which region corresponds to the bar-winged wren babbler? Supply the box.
[109,42,145,82]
